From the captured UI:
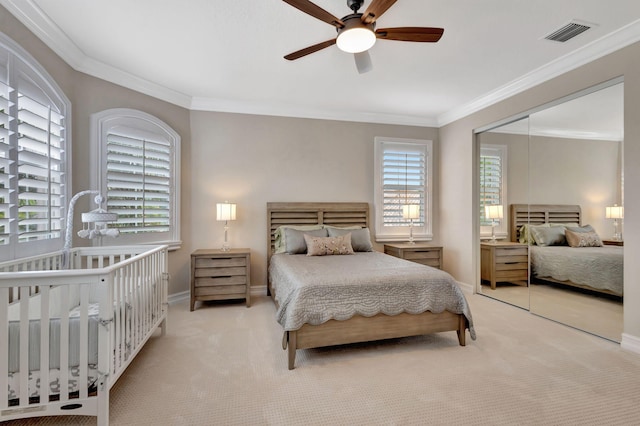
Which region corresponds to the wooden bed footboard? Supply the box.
[282,311,467,370]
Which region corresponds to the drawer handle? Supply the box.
[504,262,523,265]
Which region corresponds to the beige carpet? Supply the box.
[480,281,623,342]
[7,293,640,425]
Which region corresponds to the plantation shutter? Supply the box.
[0,59,65,246]
[480,147,503,226]
[381,142,426,227]
[105,129,171,234]
[0,76,11,245]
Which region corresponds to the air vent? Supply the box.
[544,21,593,42]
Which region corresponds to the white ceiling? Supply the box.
[2,0,640,130]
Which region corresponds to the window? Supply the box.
[0,33,70,261]
[480,144,507,239]
[374,137,432,241]
[91,109,181,249]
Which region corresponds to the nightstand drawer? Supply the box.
[384,244,442,269]
[194,266,247,278]
[495,247,528,258]
[195,275,247,287]
[195,257,246,268]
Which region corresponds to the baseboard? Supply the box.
[621,333,640,354]
[169,286,268,305]
[251,285,268,296]
[457,281,474,294]
[168,290,189,305]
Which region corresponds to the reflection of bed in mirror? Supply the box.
[510,204,623,297]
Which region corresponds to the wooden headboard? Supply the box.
[267,202,370,261]
[510,204,581,242]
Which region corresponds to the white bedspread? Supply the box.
[530,245,623,295]
[269,251,475,339]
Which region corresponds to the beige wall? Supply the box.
[440,41,640,344]
[189,111,438,288]
[1,6,192,295]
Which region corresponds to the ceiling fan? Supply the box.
[282,0,444,73]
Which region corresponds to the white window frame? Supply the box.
[0,32,71,261]
[480,144,508,240]
[90,108,181,250]
[374,137,433,242]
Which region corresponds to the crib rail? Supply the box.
[0,245,168,425]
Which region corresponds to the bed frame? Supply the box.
[510,204,619,296]
[267,202,468,370]
[0,245,168,425]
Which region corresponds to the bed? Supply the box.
[510,204,623,296]
[267,202,475,370]
[0,244,168,425]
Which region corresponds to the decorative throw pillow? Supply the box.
[565,229,603,247]
[566,224,595,234]
[530,225,567,246]
[282,228,328,254]
[304,233,354,256]
[326,227,373,252]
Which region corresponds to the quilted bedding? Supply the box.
[269,251,475,339]
[530,245,623,295]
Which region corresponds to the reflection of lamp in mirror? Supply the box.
[402,204,420,244]
[606,204,624,241]
[216,201,237,251]
[485,205,503,243]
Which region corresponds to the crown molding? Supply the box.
[190,96,439,127]
[3,0,639,127]
[438,19,640,127]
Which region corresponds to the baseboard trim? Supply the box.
[168,290,189,305]
[457,281,473,294]
[621,333,640,354]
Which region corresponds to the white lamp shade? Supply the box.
[606,205,624,219]
[402,204,420,220]
[216,203,237,221]
[485,205,503,220]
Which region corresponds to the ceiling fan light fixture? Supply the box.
[336,15,376,53]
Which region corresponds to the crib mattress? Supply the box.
[8,303,101,373]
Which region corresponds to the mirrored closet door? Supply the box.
[477,80,624,342]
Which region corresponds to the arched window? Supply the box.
[0,33,71,261]
[90,109,181,249]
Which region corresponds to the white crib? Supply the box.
[0,244,169,425]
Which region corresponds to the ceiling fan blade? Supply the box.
[361,0,397,24]
[376,27,444,42]
[354,51,373,74]
[284,39,337,60]
[283,0,344,28]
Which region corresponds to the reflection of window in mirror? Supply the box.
[480,144,507,240]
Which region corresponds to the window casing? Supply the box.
[0,33,71,261]
[374,137,433,241]
[480,144,508,239]
[90,109,181,249]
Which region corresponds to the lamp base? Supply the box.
[221,222,231,251]
[408,219,415,244]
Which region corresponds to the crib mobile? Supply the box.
[64,190,119,268]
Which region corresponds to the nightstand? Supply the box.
[383,243,443,269]
[190,248,251,311]
[602,240,624,246]
[480,241,528,290]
